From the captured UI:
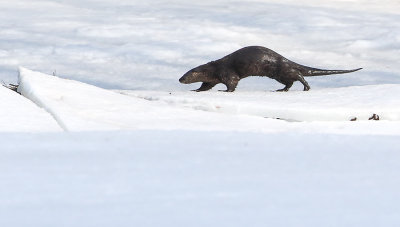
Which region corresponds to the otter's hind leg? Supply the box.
[297,74,310,91]
[192,82,217,92]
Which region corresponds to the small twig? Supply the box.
[2,83,20,94]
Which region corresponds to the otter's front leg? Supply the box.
[192,82,218,92]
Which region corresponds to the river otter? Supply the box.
[179,46,362,92]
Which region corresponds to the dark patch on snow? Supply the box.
[369,114,380,120]
[2,83,20,94]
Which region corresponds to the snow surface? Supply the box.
[17,67,292,132]
[0,84,61,132]
[1,131,400,227]
[7,67,400,227]
[17,68,400,135]
[1,0,400,226]
[124,85,400,121]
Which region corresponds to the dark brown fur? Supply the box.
[179,46,362,92]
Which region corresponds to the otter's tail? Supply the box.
[304,67,362,77]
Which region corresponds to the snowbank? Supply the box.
[17,67,291,132]
[0,85,61,132]
[17,68,400,135]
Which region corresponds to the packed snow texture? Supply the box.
[1,131,400,227]
[124,85,400,121]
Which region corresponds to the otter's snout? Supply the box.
[180,68,205,84]
[179,72,193,84]
[179,76,187,84]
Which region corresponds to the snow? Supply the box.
[0,0,400,226]
[16,68,400,135]
[123,85,400,121]
[1,131,400,227]
[17,67,292,132]
[0,0,399,90]
[0,84,61,132]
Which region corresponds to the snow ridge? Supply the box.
[0,81,61,132]
[18,67,69,131]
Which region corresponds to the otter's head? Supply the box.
[179,62,216,84]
